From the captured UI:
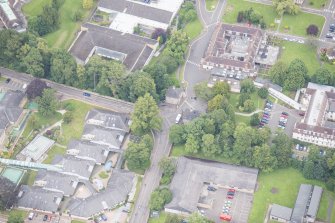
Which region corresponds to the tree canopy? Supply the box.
[37,88,59,117]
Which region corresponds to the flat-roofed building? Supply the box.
[19,135,55,162]
[270,204,292,222]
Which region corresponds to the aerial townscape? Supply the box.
[1,0,335,223]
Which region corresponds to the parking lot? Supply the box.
[22,212,71,223]
[200,187,253,223]
[0,78,27,91]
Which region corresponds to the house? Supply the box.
[201,23,263,77]
[69,23,158,71]
[67,170,135,218]
[51,155,95,180]
[269,204,292,222]
[85,109,130,133]
[0,0,18,29]
[82,124,126,150]
[19,135,55,162]
[97,0,183,34]
[0,90,25,149]
[66,139,110,164]
[165,86,186,105]
[326,48,335,60]
[17,185,63,213]
[293,83,335,148]
[33,170,79,197]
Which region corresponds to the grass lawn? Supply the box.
[184,18,203,40]
[223,0,279,29]
[279,41,321,75]
[58,100,95,145]
[317,191,329,220]
[249,168,333,222]
[43,145,66,164]
[22,112,63,138]
[280,12,325,37]
[23,0,92,49]
[148,212,168,223]
[332,204,335,223]
[205,0,219,11]
[235,114,251,125]
[308,0,328,9]
[228,92,265,111]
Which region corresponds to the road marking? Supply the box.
[187,60,200,67]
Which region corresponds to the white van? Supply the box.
[175,114,182,124]
[28,212,34,220]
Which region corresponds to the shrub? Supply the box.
[306,24,319,36]
[63,112,73,124]
[258,87,269,99]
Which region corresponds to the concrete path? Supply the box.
[235,109,263,117]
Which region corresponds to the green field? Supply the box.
[223,0,279,29]
[228,92,265,111]
[71,220,86,223]
[205,0,219,11]
[23,0,92,49]
[280,12,325,37]
[279,41,321,75]
[249,168,333,222]
[148,212,168,223]
[184,18,203,40]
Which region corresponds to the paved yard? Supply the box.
[200,188,253,223]
[0,79,26,91]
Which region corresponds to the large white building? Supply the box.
[293,83,335,148]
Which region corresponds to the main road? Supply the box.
[0,67,134,113]
[129,0,226,223]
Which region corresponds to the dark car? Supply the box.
[326,33,333,38]
[282,112,289,116]
[207,186,216,191]
[43,215,48,221]
[101,214,107,221]
[83,92,91,97]
[5,78,11,83]
[227,191,235,196]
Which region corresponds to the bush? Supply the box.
[258,87,269,99]
[149,188,173,211]
[326,178,335,192]
[306,24,319,36]
[250,113,260,126]
[99,171,109,179]
[63,112,73,124]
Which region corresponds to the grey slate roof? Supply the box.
[0,90,24,131]
[17,185,63,212]
[306,185,323,218]
[34,170,79,196]
[98,0,173,24]
[51,155,95,180]
[69,23,157,71]
[66,139,110,164]
[270,204,292,221]
[86,109,130,132]
[82,124,125,149]
[291,184,313,223]
[67,170,134,218]
[166,157,258,213]
[166,86,184,99]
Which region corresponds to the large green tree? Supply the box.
[23,48,45,78]
[50,50,78,86]
[130,93,162,134]
[271,132,292,168]
[37,88,59,117]
[149,188,172,211]
[273,0,299,15]
[269,61,288,85]
[312,68,334,86]
[169,124,186,145]
[202,134,220,156]
[253,144,277,172]
[166,31,189,64]
[284,59,308,90]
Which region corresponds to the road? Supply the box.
[129,1,226,222]
[0,67,134,113]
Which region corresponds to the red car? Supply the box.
[228,189,235,192]
[226,195,234,199]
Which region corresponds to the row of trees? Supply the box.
[178,1,197,29]
[272,0,300,15]
[237,8,266,29]
[269,59,335,90]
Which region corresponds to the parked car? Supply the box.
[282,112,289,116]
[43,215,48,221]
[5,78,11,83]
[101,214,108,221]
[28,213,34,220]
[228,188,235,192]
[227,191,235,196]
[227,195,234,199]
[207,186,216,191]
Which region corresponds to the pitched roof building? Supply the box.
[270,204,292,222]
[69,23,158,71]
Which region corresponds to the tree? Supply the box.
[202,134,219,156]
[238,93,251,107]
[125,135,153,171]
[250,113,260,126]
[7,212,24,223]
[194,82,215,101]
[82,0,93,9]
[185,134,200,154]
[303,160,315,179]
[188,213,212,223]
[273,0,299,15]
[149,188,172,211]
[0,177,19,211]
[169,124,186,145]
[240,78,256,94]
[284,59,308,90]
[165,214,182,223]
[144,63,171,99]
[23,48,44,77]
[257,87,268,99]
[37,88,58,117]
[243,99,255,112]
[306,24,319,36]
[253,144,277,172]
[63,112,73,124]
[233,123,254,165]
[271,132,292,168]
[26,79,48,100]
[208,94,228,112]
[166,31,189,64]
[312,68,334,86]
[151,28,167,44]
[212,81,230,97]
[128,72,157,102]
[269,61,288,85]
[50,50,78,86]
[159,157,176,176]
[130,93,162,135]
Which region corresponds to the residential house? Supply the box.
[165,86,186,105]
[17,185,63,213]
[19,135,55,162]
[82,124,125,150]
